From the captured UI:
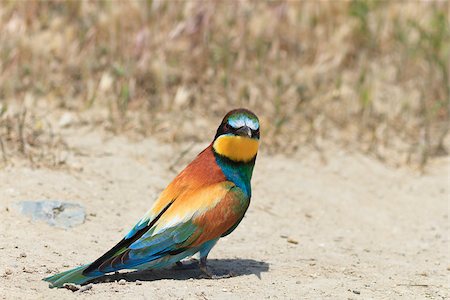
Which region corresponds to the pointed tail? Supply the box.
[43,264,102,288]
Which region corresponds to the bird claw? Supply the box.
[199,264,234,279]
[211,273,234,279]
[199,272,234,279]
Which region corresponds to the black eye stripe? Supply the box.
[215,121,259,140]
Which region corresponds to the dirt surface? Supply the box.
[1,128,449,299]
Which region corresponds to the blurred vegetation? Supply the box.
[0,1,448,169]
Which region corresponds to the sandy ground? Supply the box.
[0,127,449,299]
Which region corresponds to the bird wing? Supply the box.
[83,181,249,275]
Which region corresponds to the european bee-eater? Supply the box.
[44,108,260,288]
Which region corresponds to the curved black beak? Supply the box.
[235,126,252,138]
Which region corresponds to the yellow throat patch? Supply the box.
[213,135,259,162]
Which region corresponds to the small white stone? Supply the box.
[59,112,74,128]
[78,283,93,292]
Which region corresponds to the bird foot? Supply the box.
[199,264,234,279]
[199,272,234,279]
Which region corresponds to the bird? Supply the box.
[44,108,260,288]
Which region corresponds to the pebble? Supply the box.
[19,252,27,258]
[63,283,80,292]
[15,200,86,229]
[287,238,299,245]
[4,268,13,276]
[136,280,142,285]
[78,283,93,292]
[118,279,126,285]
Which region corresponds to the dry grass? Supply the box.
[0,1,448,169]
[0,102,68,168]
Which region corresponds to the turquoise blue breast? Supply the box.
[214,155,255,198]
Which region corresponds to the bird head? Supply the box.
[213,109,260,163]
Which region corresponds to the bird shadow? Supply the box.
[89,259,269,284]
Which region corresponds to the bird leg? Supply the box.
[199,256,214,278]
[199,256,233,279]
